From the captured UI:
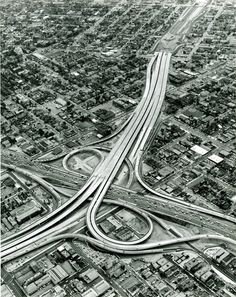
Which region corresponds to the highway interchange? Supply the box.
[2,51,236,265]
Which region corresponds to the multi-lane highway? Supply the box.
[2,51,236,263]
[170,0,210,35]
[86,51,172,247]
[135,156,236,224]
[1,51,169,257]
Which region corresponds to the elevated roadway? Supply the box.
[2,51,235,262]
[3,197,236,263]
[2,52,172,258]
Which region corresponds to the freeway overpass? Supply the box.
[2,51,172,257]
[2,51,236,261]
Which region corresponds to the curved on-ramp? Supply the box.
[2,51,235,264]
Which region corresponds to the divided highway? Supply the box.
[2,51,236,262]
[1,51,171,257]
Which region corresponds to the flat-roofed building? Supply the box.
[80,268,99,284]
[82,288,98,297]
[191,145,208,155]
[94,279,110,296]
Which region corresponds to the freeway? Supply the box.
[3,196,236,263]
[170,0,209,35]
[2,52,173,257]
[86,52,171,246]
[135,155,236,224]
[1,52,165,256]
[2,51,236,263]
[1,186,234,290]
[3,231,236,263]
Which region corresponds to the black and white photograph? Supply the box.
[1,0,236,296]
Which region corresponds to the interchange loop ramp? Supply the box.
[86,52,172,247]
[2,51,236,261]
[2,51,171,259]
